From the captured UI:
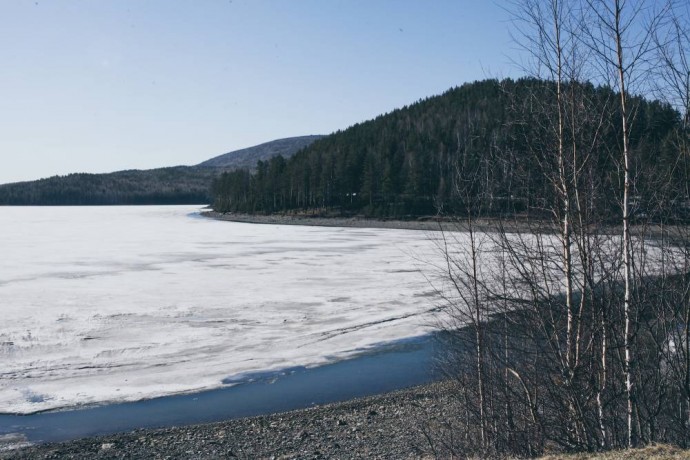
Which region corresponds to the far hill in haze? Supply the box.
[198,135,325,170]
[0,136,324,205]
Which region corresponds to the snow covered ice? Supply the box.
[0,206,445,414]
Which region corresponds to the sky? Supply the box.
[0,1,522,184]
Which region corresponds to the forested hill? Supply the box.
[211,78,684,218]
[0,136,324,205]
[0,167,217,206]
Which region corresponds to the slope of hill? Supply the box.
[198,135,324,169]
[0,136,324,206]
[211,78,684,218]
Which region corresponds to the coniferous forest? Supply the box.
[0,167,217,205]
[211,78,686,222]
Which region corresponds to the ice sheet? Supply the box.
[0,206,448,414]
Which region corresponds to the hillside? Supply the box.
[211,78,685,219]
[0,167,216,206]
[0,136,323,206]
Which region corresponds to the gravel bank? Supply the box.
[201,211,685,240]
[200,210,555,233]
[200,211,451,231]
[4,381,458,459]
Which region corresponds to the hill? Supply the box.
[198,135,324,169]
[0,136,323,206]
[0,167,216,206]
[211,78,684,219]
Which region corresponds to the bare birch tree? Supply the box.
[580,0,672,446]
[425,2,689,456]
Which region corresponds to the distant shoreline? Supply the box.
[200,210,561,233]
[201,210,449,231]
[201,211,687,240]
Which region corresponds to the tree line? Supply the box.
[0,167,217,205]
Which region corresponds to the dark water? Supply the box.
[0,334,438,445]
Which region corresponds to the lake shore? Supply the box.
[201,210,558,233]
[201,210,452,231]
[202,211,688,242]
[4,380,458,459]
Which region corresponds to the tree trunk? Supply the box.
[612,0,635,445]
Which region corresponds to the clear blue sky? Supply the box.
[0,1,522,184]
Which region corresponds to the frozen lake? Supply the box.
[0,206,444,415]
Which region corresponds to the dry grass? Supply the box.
[538,444,690,459]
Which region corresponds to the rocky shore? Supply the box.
[200,210,451,231]
[4,380,458,459]
[201,211,685,241]
[200,210,557,234]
